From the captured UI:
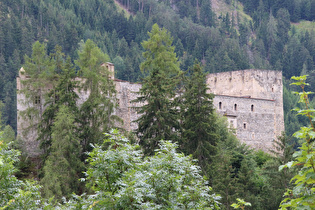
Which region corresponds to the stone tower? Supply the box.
[206,69,284,151]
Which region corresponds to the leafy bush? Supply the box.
[279,75,315,209]
[0,132,42,209]
[70,130,221,209]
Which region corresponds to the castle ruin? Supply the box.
[207,69,284,151]
[17,65,284,156]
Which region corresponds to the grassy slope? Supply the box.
[113,0,132,19]
[292,20,315,33]
[211,0,252,23]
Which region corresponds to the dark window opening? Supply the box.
[55,94,59,103]
[234,104,237,111]
[251,105,254,112]
[34,96,41,105]
[219,102,222,109]
[243,123,247,129]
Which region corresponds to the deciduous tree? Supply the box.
[75,39,119,153]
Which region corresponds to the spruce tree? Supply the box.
[181,62,219,173]
[41,105,83,200]
[134,24,182,155]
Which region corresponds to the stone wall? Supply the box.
[207,69,284,151]
[206,69,283,100]
[114,79,143,131]
[16,65,143,156]
[17,66,284,156]
[213,95,276,150]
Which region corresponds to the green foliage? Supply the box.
[20,41,56,133]
[0,133,42,209]
[2,1,315,206]
[76,39,120,152]
[81,130,221,209]
[0,134,21,206]
[210,121,292,209]
[1,125,15,146]
[259,133,296,209]
[280,75,315,209]
[41,105,83,200]
[181,62,219,174]
[134,24,182,155]
[231,198,251,210]
[38,45,79,155]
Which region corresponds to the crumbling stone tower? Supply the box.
[207,69,284,151]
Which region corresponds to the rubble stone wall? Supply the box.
[17,67,284,156]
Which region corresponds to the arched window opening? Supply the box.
[251,104,254,112]
[234,104,237,111]
[219,102,222,109]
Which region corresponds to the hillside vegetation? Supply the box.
[0,0,315,208]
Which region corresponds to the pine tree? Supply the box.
[181,62,219,173]
[75,39,119,153]
[41,105,83,200]
[134,24,182,155]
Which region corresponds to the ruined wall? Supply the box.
[16,91,41,156]
[207,69,284,151]
[213,95,276,150]
[114,80,142,131]
[16,66,142,156]
[17,67,284,156]
[206,69,283,100]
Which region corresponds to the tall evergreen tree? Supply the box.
[41,105,83,200]
[181,62,219,173]
[134,24,182,155]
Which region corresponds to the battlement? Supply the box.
[207,69,283,101]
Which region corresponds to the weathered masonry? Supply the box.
[207,69,284,151]
[16,63,143,156]
[17,66,284,156]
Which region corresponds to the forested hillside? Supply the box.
[1,0,315,209]
[1,0,315,136]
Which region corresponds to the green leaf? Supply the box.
[286,161,295,168]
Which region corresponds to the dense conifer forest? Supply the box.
[0,0,315,209]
